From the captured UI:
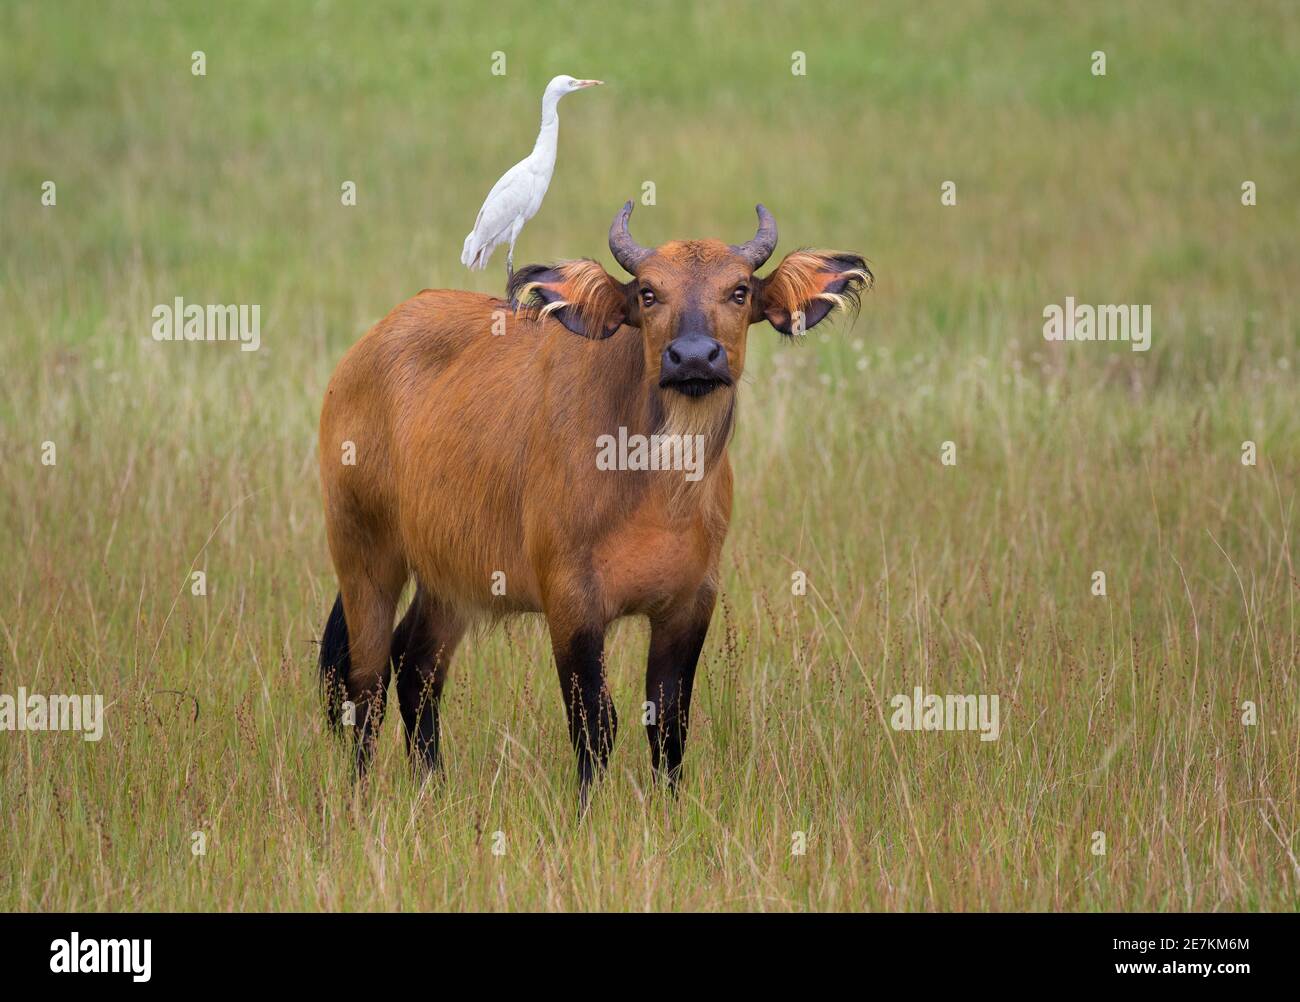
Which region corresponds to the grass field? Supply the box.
[1,0,1298,911]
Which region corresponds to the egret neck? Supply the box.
[532,84,566,168]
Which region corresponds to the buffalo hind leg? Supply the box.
[645,589,715,791]
[393,586,465,779]
[547,612,617,812]
[335,552,406,781]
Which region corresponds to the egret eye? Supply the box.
[640,288,655,308]
[732,285,748,305]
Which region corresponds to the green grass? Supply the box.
[1,0,1297,910]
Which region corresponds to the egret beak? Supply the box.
[576,79,604,88]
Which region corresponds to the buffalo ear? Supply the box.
[508,261,633,339]
[755,251,873,335]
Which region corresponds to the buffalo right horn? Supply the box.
[609,200,652,274]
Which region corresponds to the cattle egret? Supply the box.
[461,75,603,279]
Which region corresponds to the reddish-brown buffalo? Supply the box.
[318,202,871,806]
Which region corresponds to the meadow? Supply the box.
[1,0,1297,910]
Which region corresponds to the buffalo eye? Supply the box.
[640,288,656,308]
[731,285,748,305]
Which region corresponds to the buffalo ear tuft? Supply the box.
[757,251,873,335]
[508,261,629,339]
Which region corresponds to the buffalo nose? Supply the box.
[661,335,729,382]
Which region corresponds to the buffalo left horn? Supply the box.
[730,204,778,269]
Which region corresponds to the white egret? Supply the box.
[461,75,603,279]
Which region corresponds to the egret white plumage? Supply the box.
[461,75,603,279]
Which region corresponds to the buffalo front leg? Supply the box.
[546,614,617,812]
[645,590,715,790]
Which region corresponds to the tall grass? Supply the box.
[0,0,1297,910]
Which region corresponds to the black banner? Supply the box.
[0,912,1287,988]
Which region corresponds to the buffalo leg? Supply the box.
[335,558,405,780]
[393,587,465,779]
[645,590,715,790]
[547,615,617,811]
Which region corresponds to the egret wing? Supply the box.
[468,161,534,247]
